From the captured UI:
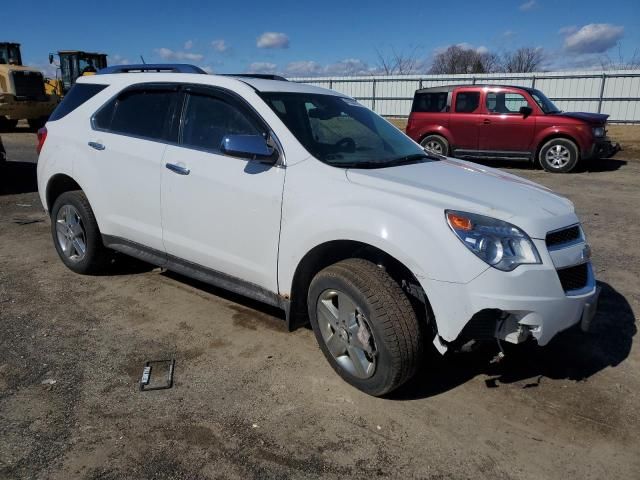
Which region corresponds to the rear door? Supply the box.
[479,88,536,153]
[160,86,285,292]
[448,89,482,151]
[87,83,179,252]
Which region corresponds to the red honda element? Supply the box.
[406,85,620,173]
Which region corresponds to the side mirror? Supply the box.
[48,54,54,64]
[519,106,533,118]
[220,134,276,163]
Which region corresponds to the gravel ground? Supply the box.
[0,128,638,479]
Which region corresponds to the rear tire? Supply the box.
[50,191,111,274]
[0,117,18,132]
[28,117,47,130]
[308,258,423,396]
[420,134,449,156]
[538,138,579,173]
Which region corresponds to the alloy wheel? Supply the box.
[316,289,377,379]
[55,205,87,261]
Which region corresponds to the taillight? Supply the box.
[406,115,414,133]
[36,127,47,155]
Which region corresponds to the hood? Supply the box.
[346,158,577,239]
[552,111,609,124]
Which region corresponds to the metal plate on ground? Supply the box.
[139,359,175,391]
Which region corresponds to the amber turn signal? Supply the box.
[447,212,473,231]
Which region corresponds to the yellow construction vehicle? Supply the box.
[0,42,57,130]
[45,50,108,97]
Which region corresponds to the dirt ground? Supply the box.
[1,125,639,480]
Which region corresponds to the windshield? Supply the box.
[0,44,22,65]
[530,89,561,114]
[259,92,435,168]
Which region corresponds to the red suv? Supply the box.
[406,85,620,173]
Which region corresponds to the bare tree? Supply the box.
[600,43,640,70]
[502,47,545,72]
[429,45,500,74]
[375,46,421,75]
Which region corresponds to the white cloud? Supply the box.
[155,48,204,62]
[563,23,624,54]
[211,39,228,53]
[519,0,537,11]
[184,40,193,50]
[435,43,490,55]
[110,54,130,65]
[246,62,278,74]
[257,32,290,49]
[283,58,375,77]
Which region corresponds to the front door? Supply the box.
[479,89,536,153]
[161,87,285,292]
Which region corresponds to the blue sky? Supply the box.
[5,0,639,76]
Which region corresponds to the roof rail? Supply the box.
[223,74,288,81]
[97,64,207,75]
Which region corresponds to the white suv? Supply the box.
[37,65,600,396]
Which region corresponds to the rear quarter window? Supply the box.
[93,88,177,141]
[412,92,448,113]
[48,83,108,121]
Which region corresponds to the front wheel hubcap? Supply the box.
[316,289,377,379]
[545,144,571,168]
[55,205,87,261]
[424,140,443,154]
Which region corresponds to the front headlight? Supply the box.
[445,210,541,271]
[593,126,605,137]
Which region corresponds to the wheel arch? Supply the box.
[45,174,83,211]
[535,132,581,162]
[418,128,452,146]
[287,239,433,332]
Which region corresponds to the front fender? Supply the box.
[533,125,591,154]
[277,158,489,297]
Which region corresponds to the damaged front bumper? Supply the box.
[425,239,600,353]
[586,138,621,159]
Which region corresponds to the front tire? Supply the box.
[539,138,579,173]
[420,134,449,156]
[0,117,18,132]
[308,258,423,396]
[50,191,110,274]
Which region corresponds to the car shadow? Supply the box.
[468,157,627,173]
[390,281,636,400]
[0,161,38,195]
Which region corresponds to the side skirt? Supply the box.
[102,234,291,324]
[453,149,533,162]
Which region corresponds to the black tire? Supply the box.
[28,117,47,130]
[0,117,18,132]
[538,138,579,173]
[308,258,423,396]
[50,191,111,274]
[420,134,449,156]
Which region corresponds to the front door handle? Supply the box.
[483,119,491,125]
[165,163,191,175]
[88,141,105,151]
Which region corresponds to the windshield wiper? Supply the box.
[382,153,435,166]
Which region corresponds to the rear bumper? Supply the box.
[585,138,621,159]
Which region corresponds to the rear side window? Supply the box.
[49,83,107,121]
[454,91,480,113]
[94,88,176,140]
[411,92,448,113]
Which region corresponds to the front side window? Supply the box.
[94,88,176,140]
[486,92,530,114]
[454,91,480,113]
[260,92,434,168]
[181,93,263,152]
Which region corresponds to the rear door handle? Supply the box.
[88,141,105,151]
[483,119,491,125]
[165,163,190,175]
